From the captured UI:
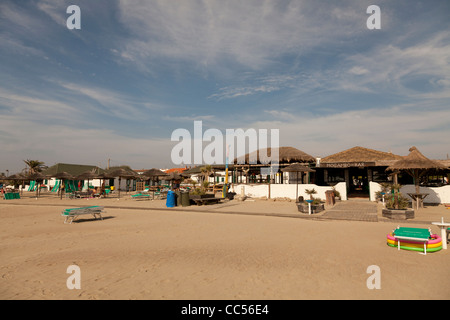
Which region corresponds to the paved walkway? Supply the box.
[321,199,378,222]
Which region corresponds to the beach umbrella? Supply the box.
[164,171,183,189]
[26,172,46,198]
[141,168,169,186]
[141,168,169,179]
[6,173,25,181]
[76,170,100,197]
[387,146,447,209]
[5,173,25,195]
[281,163,315,202]
[166,171,182,180]
[97,171,116,196]
[106,168,138,198]
[49,172,75,199]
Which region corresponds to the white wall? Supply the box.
[230,183,338,201]
[369,181,381,202]
[369,181,450,204]
[400,184,450,204]
[334,182,347,201]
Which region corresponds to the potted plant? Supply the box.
[296,189,325,214]
[381,184,415,219]
[189,180,211,200]
[332,187,341,201]
[305,188,317,200]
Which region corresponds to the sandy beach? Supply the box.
[1,192,449,300]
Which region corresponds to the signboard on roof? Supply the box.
[320,162,376,168]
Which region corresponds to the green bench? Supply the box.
[62,206,105,224]
[393,227,431,254]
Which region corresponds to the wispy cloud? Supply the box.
[208,74,297,100]
[116,0,368,74]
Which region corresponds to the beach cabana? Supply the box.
[387,146,447,210]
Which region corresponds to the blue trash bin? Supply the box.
[166,191,176,208]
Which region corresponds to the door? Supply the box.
[349,168,369,196]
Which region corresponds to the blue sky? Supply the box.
[1,0,449,173]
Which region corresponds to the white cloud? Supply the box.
[348,66,369,75]
[341,31,450,95]
[57,82,161,120]
[251,102,450,159]
[116,0,367,73]
[0,115,174,172]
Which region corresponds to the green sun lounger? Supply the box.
[51,180,60,192]
[132,193,151,200]
[62,206,105,224]
[28,181,36,191]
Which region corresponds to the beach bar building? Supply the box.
[223,145,449,204]
[314,146,404,198]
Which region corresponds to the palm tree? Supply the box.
[23,159,46,174]
[200,165,212,184]
[305,188,317,200]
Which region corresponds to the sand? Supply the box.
[1,192,449,300]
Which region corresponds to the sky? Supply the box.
[1,0,450,173]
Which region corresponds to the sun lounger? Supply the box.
[132,193,152,200]
[51,180,60,192]
[62,206,105,224]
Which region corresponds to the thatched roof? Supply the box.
[106,167,138,178]
[42,163,104,177]
[436,159,450,169]
[387,146,447,171]
[183,165,234,175]
[50,171,75,180]
[5,173,26,180]
[234,147,315,165]
[321,146,403,164]
[26,172,46,181]
[281,163,315,173]
[141,168,169,178]
[76,170,101,180]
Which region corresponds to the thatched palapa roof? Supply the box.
[387,146,447,171]
[281,163,315,173]
[234,147,315,165]
[321,146,403,166]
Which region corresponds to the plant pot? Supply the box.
[226,192,236,200]
[189,194,211,200]
[382,208,415,220]
[296,202,325,214]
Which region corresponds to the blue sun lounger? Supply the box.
[62,206,105,224]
